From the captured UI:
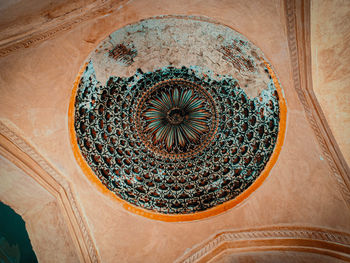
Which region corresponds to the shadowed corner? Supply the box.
[0,202,37,263]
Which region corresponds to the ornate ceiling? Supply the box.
[70,17,286,219]
[0,0,349,262]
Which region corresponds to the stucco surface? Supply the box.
[0,0,349,262]
[0,156,79,262]
[210,250,347,263]
[311,0,350,165]
[0,0,96,42]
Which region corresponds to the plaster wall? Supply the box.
[0,155,79,262]
[209,250,347,263]
[311,0,350,165]
[0,0,349,262]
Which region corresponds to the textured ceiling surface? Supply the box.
[71,17,286,219]
[1,0,350,262]
[311,0,350,165]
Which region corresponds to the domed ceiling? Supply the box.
[69,16,286,221]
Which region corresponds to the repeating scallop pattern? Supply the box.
[74,64,280,214]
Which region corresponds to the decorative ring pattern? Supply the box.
[73,65,280,214]
[136,78,218,159]
[70,16,286,219]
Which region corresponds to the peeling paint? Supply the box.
[71,16,286,218]
[89,17,274,99]
[108,43,137,66]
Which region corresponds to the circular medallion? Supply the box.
[69,16,286,221]
[136,79,218,159]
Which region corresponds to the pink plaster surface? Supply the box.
[0,0,349,262]
[311,0,350,165]
[210,250,347,263]
[0,156,79,262]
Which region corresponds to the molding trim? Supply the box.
[175,226,350,262]
[0,121,99,263]
[0,0,131,57]
[285,0,350,206]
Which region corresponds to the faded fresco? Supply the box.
[72,16,285,217]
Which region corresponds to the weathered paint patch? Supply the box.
[108,43,137,66]
[89,17,274,98]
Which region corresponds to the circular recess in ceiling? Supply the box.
[69,16,286,221]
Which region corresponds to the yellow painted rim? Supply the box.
[68,61,287,222]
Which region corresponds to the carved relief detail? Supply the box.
[0,0,131,57]
[0,121,99,263]
[285,0,350,206]
[175,226,350,263]
[0,0,347,210]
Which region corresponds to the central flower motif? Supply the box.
[136,79,218,158]
[144,88,209,149]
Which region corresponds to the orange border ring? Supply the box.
[68,61,287,222]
